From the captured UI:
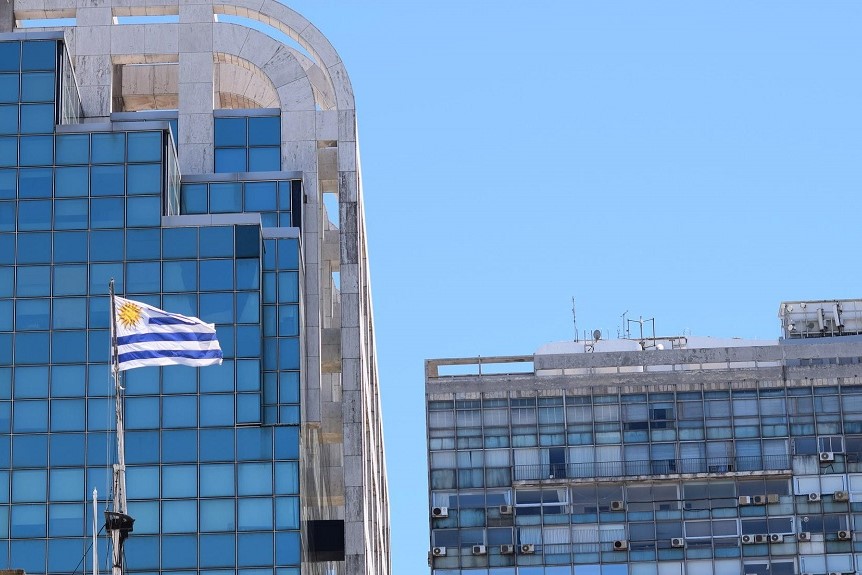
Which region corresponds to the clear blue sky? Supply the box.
[286,2,862,573]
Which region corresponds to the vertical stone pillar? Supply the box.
[177,2,214,174]
[72,6,114,119]
[0,1,13,33]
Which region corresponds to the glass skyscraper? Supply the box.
[0,2,389,574]
[426,300,862,575]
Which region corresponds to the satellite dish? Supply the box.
[592,329,602,341]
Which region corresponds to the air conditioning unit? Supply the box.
[613,539,628,550]
[766,493,780,504]
[432,546,446,556]
[754,534,767,543]
[820,451,835,462]
[431,506,448,518]
[769,533,783,543]
[838,529,852,540]
[738,496,752,506]
[741,534,754,544]
[798,531,812,541]
[752,495,767,505]
[834,490,850,502]
[808,492,822,502]
[472,545,487,555]
[519,544,535,554]
[670,537,685,548]
[499,505,513,515]
[610,500,625,511]
[500,544,515,555]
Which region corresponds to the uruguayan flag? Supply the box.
[113,296,223,371]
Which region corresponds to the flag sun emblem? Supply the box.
[117,302,143,329]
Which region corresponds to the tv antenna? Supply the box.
[572,297,578,342]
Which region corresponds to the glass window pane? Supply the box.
[20,73,55,102]
[18,167,52,198]
[248,147,280,171]
[13,400,48,431]
[91,164,124,196]
[162,227,197,258]
[49,434,84,466]
[52,297,86,329]
[0,44,20,73]
[163,260,196,292]
[19,135,53,166]
[11,504,47,537]
[127,131,162,162]
[214,147,247,173]
[54,198,88,230]
[55,133,89,165]
[16,265,50,296]
[162,500,197,533]
[200,499,235,532]
[238,498,272,530]
[215,117,246,146]
[0,137,16,167]
[126,196,161,227]
[200,292,233,324]
[90,197,124,228]
[244,181,277,211]
[200,259,233,291]
[0,169,14,199]
[19,103,54,133]
[248,116,280,146]
[162,465,197,499]
[0,105,18,134]
[49,468,83,501]
[16,298,49,330]
[52,331,86,364]
[91,132,125,164]
[17,199,51,230]
[54,166,88,197]
[125,228,160,260]
[163,395,196,428]
[127,163,162,195]
[200,464,235,497]
[238,463,271,495]
[89,229,124,262]
[0,74,17,103]
[0,201,12,231]
[180,183,207,214]
[201,394,234,427]
[49,398,85,431]
[210,182,242,213]
[21,41,56,71]
[14,366,47,398]
[53,231,86,263]
[199,226,233,257]
[12,470,46,502]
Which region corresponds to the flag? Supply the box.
[113,296,223,371]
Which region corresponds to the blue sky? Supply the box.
[285,2,862,572]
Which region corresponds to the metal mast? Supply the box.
[107,280,134,575]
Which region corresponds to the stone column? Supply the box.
[177,2,214,174]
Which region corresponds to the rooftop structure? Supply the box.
[0,2,389,574]
[426,300,862,575]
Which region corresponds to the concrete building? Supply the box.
[0,1,388,574]
[425,300,862,575]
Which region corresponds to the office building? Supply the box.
[0,1,389,574]
[426,300,862,575]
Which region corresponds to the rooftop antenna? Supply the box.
[620,310,629,339]
[572,297,578,342]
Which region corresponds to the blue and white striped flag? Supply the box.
[113,296,223,371]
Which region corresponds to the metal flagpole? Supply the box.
[93,488,98,575]
[107,279,133,575]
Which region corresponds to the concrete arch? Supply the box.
[214,52,279,109]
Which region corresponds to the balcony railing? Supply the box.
[513,455,791,481]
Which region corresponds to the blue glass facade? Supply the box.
[0,36,304,574]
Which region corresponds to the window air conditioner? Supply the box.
[670,538,684,548]
[754,534,767,543]
[432,546,446,556]
[808,492,821,502]
[519,544,535,554]
[752,495,767,505]
[431,506,448,518]
[500,544,515,555]
[610,500,625,511]
[769,533,783,543]
[741,534,754,544]
[613,540,628,550]
[798,531,812,541]
[838,529,852,540]
[834,490,850,502]
[766,493,780,504]
[737,496,752,506]
[820,451,835,462]
[471,545,487,555]
[499,505,513,515]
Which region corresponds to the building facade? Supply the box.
[0,2,389,574]
[426,301,862,575]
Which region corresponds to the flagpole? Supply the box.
[107,280,132,575]
[93,488,98,575]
